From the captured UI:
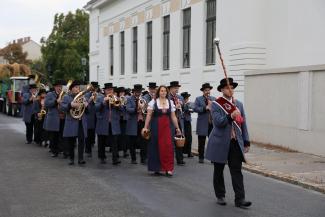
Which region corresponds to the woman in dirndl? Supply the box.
[143,85,182,177]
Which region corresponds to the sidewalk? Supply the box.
[243,143,325,194]
[192,141,325,194]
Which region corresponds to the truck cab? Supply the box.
[5,76,28,116]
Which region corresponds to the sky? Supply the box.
[0,0,90,48]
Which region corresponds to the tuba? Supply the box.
[70,84,94,119]
[57,80,73,103]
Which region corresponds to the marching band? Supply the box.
[19,38,252,208]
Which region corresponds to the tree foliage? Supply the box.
[1,43,30,64]
[41,9,89,82]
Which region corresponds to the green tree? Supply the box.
[41,9,89,82]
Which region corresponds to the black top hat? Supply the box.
[147,82,158,88]
[103,83,113,89]
[132,84,144,92]
[38,89,47,96]
[117,87,125,93]
[169,81,181,88]
[29,84,37,89]
[69,80,81,90]
[200,83,213,91]
[91,81,99,87]
[181,92,191,99]
[53,79,66,86]
[217,78,238,92]
[113,86,118,92]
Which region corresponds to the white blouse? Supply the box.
[147,98,176,112]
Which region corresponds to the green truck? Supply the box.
[0,76,29,116]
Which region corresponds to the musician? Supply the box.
[33,89,47,146]
[143,82,157,102]
[168,81,185,166]
[22,83,38,144]
[44,80,65,157]
[117,86,129,158]
[194,83,215,163]
[61,80,88,165]
[206,78,251,208]
[181,92,193,158]
[95,83,121,165]
[126,84,147,164]
[20,75,36,117]
[84,81,99,158]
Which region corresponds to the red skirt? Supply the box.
[157,114,174,172]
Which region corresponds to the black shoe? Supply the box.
[188,154,194,158]
[86,153,92,158]
[131,160,137,164]
[68,160,74,165]
[141,159,147,165]
[113,160,121,165]
[217,197,227,206]
[123,153,129,158]
[51,153,58,158]
[78,160,86,165]
[199,159,204,164]
[63,154,68,159]
[25,141,32,144]
[235,199,252,208]
[177,161,186,166]
[153,172,162,176]
[100,159,106,164]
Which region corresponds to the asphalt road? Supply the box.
[0,113,324,217]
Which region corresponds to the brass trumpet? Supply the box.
[138,96,148,114]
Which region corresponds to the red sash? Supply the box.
[215,97,244,131]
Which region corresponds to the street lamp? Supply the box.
[81,57,87,83]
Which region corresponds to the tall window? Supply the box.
[146,21,153,72]
[206,0,216,65]
[183,8,191,68]
[110,35,114,76]
[132,27,138,73]
[120,31,125,75]
[163,15,170,70]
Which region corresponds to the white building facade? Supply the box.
[85,0,325,102]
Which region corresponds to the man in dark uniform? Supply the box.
[22,83,38,144]
[44,80,65,157]
[206,78,252,208]
[85,81,99,157]
[168,81,185,165]
[117,86,129,158]
[60,81,88,165]
[95,83,121,165]
[181,92,193,158]
[194,83,215,163]
[33,89,47,146]
[126,84,147,164]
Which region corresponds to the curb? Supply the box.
[242,164,325,194]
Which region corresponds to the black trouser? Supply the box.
[58,119,68,156]
[198,124,213,160]
[183,120,192,156]
[213,139,245,202]
[107,123,119,163]
[118,120,128,153]
[49,131,59,155]
[85,129,95,154]
[34,118,44,145]
[98,135,107,160]
[25,117,35,143]
[67,121,85,162]
[129,121,147,162]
